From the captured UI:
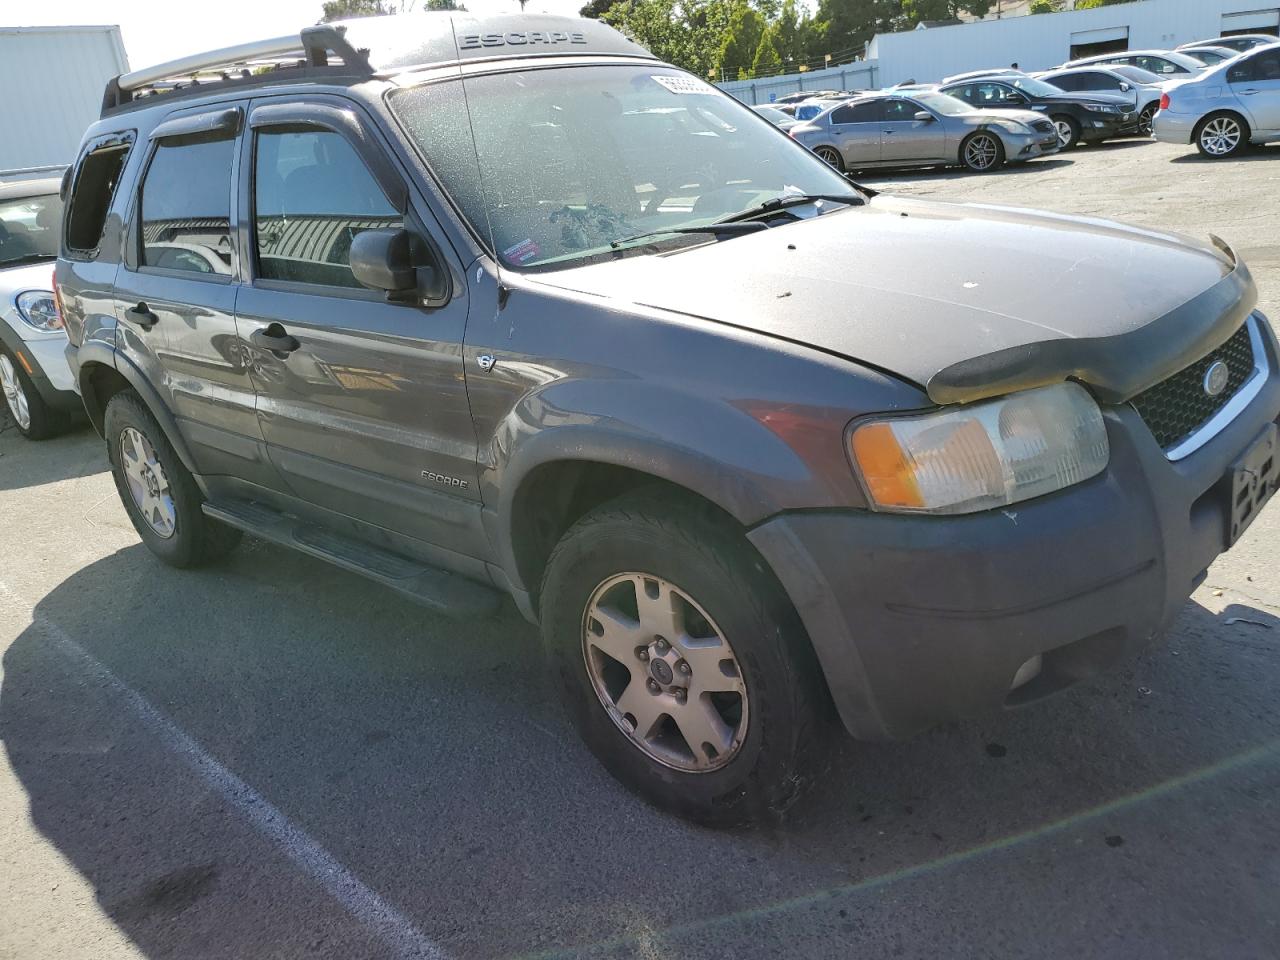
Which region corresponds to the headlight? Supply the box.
[993,120,1032,135]
[15,290,63,333]
[848,383,1109,514]
[1085,103,1121,114]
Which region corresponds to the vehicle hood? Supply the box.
[1039,91,1132,107]
[960,108,1050,127]
[0,260,55,296]
[530,195,1255,405]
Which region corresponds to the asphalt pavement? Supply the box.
[1,140,1278,960]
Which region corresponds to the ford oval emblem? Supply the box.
[1203,360,1230,397]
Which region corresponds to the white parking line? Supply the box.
[0,579,449,960]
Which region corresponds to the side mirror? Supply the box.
[1007,92,1028,103]
[1120,81,1131,91]
[914,110,935,122]
[350,228,449,305]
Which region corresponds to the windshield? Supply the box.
[909,92,974,116]
[390,66,857,270]
[1009,76,1067,97]
[1111,65,1162,84]
[0,193,62,267]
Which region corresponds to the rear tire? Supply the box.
[1052,114,1081,149]
[104,391,241,567]
[1,347,65,441]
[540,489,829,826]
[813,145,844,172]
[1195,112,1249,158]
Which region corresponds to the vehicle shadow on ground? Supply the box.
[858,155,1075,187]
[0,422,101,493]
[3,544,1279,958]
[1171,144,1280,164]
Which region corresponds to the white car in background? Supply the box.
[1154,42,1280,157]
[1,171,80,440]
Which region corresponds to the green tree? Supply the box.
[425,0,467,9]
[1028,0,1061,13]
[899,0,993,25]
[602,0,733,78]
[1073,0,1130,8]
[808,0,897,64]
[774,0,805,66]
[580,0,622,18]
[717,2,765,80]
[320,0,423,19]
[750,23,784,76]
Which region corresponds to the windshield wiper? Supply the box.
[609,221,769,250]
[714,192,865,225]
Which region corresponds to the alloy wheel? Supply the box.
[119,426,177,538]
[964,134,1000,171]
[1200,116,1241,156]
[814,146,842,169]
[0,354,30,431]
[582,572,748,772]
[1139,104,1156,137]
[1054,119,1074,149]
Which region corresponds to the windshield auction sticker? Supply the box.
[651,75,716,96]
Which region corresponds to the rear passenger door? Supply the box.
[233,96,485,559]
[112,106,279,489]
[1230,48,1280,132]
[827,100,883,164]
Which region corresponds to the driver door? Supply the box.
[880,98,945,162]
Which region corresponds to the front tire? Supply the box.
[1,347,64,441]
[961,131,1005,173]
[1052,114,1081,149]
[540,490,828,826]
[1195,112,1249,158]
[1138,103,1157,137]
[104,391,241,567]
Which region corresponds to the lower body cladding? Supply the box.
[750,324,1280,743]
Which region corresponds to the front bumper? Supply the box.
[1005,129,1061,161]
[749,315,1280,741]
[1153,110,1198,145]
[1079,112,1130,141]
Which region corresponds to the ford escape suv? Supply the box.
[58,14,1280,824]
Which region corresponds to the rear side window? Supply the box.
[65,137,132,255]
[253,129,401,289]
[1048,74,1085,91]
[831,101,881,124]
[140,136,235,276]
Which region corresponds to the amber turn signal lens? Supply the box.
[849,421,924,509]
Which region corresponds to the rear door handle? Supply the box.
[124,301,158,330]
[250,323,300,355]
[1240,88,1259,95]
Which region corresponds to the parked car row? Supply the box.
[754,34,1280,170]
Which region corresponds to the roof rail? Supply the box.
[102,24,373,115]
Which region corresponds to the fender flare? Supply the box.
[77,341,198,472]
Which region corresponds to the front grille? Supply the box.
[1031,119,1054,135]
[1131,323,1256,449]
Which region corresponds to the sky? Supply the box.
[5,0,585,71]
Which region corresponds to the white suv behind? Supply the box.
[0,170,80,439]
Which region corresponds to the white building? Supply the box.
[0,26,130,171]
[868,0,1280,87]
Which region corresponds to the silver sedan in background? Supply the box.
[791,91,1060,174]
[1154,42,1280,157]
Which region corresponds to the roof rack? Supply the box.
[102,24,373,115]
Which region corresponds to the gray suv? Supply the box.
[57,14,1280,824]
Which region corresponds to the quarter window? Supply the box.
[140,137,235,275]
[253,130,402,289]
[65,137,132,255]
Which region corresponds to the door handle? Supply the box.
[1240,88,1259,95]
[883,129,896,135]
[124,301,159,330]
[250,323,300,356]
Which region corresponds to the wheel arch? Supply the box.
[1195,108,1252,141]
[77,343,198,472]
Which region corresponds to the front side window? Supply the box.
[882,99,921,121]
[1049,73,1085,91]
[0,193,63,268]
[140,136,234,275]
[253,129,402,289]
[1235,49,1280,82]
[390,65,858,271]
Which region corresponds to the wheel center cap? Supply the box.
[649,659,674,686]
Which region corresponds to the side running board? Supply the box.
[202,498,501,618]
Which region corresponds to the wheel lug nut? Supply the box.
[654,637,669,653]
[647,679,660,693]
[674,688,687,704]
[677,660,690,675]
[637,647,649,662]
